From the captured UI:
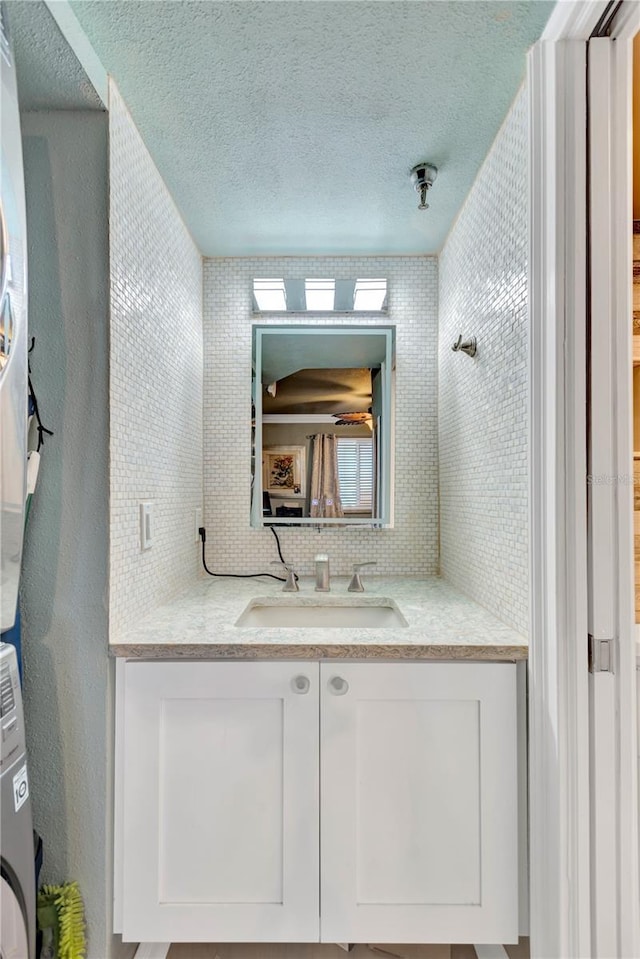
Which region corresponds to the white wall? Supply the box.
[203,256,439,576]
[20,80,204,959]
[108,81,204,637]
[20,111,133,959]
[438,87,529,635]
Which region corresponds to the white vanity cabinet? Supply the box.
[320,662,518,944]
[115,659,518,946]
[115,661,320,943]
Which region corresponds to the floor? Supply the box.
[168,941,530,959]
[167,948,449,959]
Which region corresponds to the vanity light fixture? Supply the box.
[252,278,388,313]
[353,278,387,312]
[304,277,335,311]
[410,161,438,210]
[253,278,287,312]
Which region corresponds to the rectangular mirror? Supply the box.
[251,325,395,528]
[252,278,388,313]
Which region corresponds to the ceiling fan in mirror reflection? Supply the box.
[332,412,372,428]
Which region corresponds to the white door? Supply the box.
[120,660,320,943]
[319,662,518,944]
[587,22,640,958]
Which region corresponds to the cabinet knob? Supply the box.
[291,675,311,694]
[328,675,349,696]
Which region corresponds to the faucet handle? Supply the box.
[270,560,299,592]
[348,561,377,592]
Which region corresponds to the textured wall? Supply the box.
[20,112,132,959]
[438,87,528,635]
[203,256,439,576]
[109,81,203,636]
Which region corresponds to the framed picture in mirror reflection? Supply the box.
[262,446,306,496]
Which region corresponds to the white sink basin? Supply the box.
[235,598,408,629]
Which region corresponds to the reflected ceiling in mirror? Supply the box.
[252,277,388,313]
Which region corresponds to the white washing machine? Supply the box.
[0,643,35,959]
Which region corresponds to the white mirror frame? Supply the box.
[251,324,394,529]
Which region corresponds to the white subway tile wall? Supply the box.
[438,87,528,634]
[203,257,438,576]
[109,81,203,635]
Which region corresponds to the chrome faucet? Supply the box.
[314,553,330,592]
[348,561,377,592]
[270,561,298,592]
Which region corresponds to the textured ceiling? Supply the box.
[8,1,103,111]
[68,0,552,255]
[264,368,372,415]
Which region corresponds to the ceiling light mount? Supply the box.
[410,162,438,210]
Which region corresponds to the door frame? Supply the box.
[529,3,640,956]
[588,28,639,957]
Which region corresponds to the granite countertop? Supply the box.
[110,576,528,661]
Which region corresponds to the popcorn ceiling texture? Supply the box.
[109,81,203,636]
[70,0,553,256]
[203,256,438,577]
[7,1,104,111]
[438,87,529,635]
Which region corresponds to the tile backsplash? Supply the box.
[203,256,438,576]
[109,81,203,635]
[438,86,529,634]
[107,80,529,627]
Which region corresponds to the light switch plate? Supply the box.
[140,502,153,550]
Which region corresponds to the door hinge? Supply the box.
[588,635,616,673]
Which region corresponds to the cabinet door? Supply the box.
[120,661,319,943]
[320,662,518,944]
